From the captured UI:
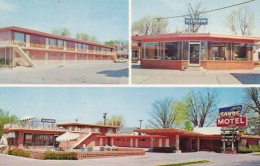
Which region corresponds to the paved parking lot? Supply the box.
[0,63,128,84]
[132,64,260,84]
[0,152,259,166]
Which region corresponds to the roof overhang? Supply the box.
[135,128,203,137]
[132,33,260,44]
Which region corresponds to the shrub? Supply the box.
[8,149,30,158]
[238,146,260,153]
[42,151,77,160]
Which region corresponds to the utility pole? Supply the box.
[138,120,143,129]
[103,113,108,125]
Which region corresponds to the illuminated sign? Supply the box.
[219,105,242,118]
[185,18,208,25]
[41,118,56,123]
[216,117,246,127]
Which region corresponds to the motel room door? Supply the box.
[189,41,201,66]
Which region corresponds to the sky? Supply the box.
[0,87,247,128]
[132,0,260,35]
[0,0,128,42]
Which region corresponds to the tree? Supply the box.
[107,114,124,129]
[96,114,124,129]
[185,90,218,127]
[132,15,169,36]
[185,2,207,33]
[0,108,18,136]
[51,28,71,37]
[104,40,117,45]
[244,87,260,116]
[148,97,177,128]
[75,33,98,43]
[172,100,192,130]
[226,6,254,35]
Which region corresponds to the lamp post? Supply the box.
[103,113,108,125]
[138,120,143,129]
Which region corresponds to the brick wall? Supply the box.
[141,60,188,70]
[201,60,254,70]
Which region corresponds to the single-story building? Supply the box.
[132,33,260,70]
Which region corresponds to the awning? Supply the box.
[19,116,35,121]
[56,132,80,142]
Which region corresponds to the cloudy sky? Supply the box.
[0,0,128,42]
[132,0,260,35]
[0,87,247,127]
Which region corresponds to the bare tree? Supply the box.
[226,6,254,35]
[185,2,207,33]
[244,87,260,116]
[148,97,177,128]
[132,15,168,36]
[185,89,218,127]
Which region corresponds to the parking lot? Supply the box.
[0,151,260,166]
[132,64,260,84]
[0,63,128,84]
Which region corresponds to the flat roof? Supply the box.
[132,33,260,43]
[56,123,118,129]
[135,128,203,137]
[0,26,114,49]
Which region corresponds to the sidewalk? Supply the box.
[132,64,260,84]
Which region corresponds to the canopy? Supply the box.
[56,132,80,142]
[19,116,35,121]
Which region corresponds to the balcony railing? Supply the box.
[0,40,115,55]
[3,123,66,131]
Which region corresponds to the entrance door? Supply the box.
[189,42,201,65]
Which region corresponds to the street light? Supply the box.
[103,112,108,125]
[138,120,143,129]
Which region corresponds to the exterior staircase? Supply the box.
[14,45,35,67]
[72,132,93,149]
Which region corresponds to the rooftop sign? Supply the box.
[41,118,56,123]
[185,18,208,25]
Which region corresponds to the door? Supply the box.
[189,42,201,65]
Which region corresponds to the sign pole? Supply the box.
[223,141,225,151]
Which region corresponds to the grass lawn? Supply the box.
[158,160,210,166]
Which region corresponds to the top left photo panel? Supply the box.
[0,0,129,84]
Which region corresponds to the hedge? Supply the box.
[8,149,30,158]
[42,151,77,160]
[238,146,260,153]
[152,147,174,153]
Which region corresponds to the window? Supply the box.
[30,35,45,48]
[24,133,33,146]
[77,43,82,51]
[14,32,25,44]
[57,40,63,49]
[211,42,227,60]
[83,44,88,51]
[140,138,146,141]
[160,42,181,60]
[142,42,159,60]
[67,41,75,50]
[49,38,57,48]
[232,43,248,61]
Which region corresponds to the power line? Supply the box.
[157,0,255,20]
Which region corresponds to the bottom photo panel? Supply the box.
[0,87,260,166]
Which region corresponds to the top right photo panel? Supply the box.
[131,0,260,85]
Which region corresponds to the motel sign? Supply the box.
[216,117,246,127]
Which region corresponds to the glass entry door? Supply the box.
[189,42,201,65]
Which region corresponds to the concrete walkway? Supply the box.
[1,152,259,166]
[132,64,260,84]
[0,63,128,84]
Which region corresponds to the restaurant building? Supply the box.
[132,33,260,70]
[0,26,115,67]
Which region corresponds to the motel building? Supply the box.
[132,33,260,70]
[0,26,116,67]
[1,117,260,153]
